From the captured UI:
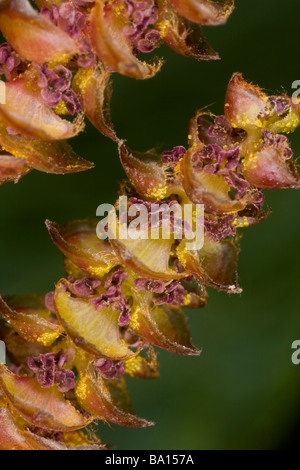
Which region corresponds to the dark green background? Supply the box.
[1,0,300,449]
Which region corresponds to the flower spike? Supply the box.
[2,74,300,449]
[0,0,236,185]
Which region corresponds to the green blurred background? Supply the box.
[1,0,300,450]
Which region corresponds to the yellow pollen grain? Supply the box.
[63,430,89,447]
[37,330,60,346]
[73,68,93,94]
[233,216,249,228]
[268,111,299,133]
[184,293,192,306]
[156,20,169,38]
[124,357,139,377]
[176,244,188,268]
[49,52,72,68]
[53,100,68,115]
[2,144,26,160]
[75,380,88,401]
[129,309,141,331]
[174,161,182,176]
[114,4,125,15]
[88,265,110,278]
[146,184,168,200]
